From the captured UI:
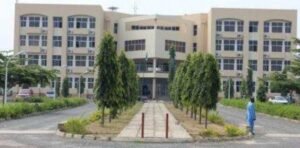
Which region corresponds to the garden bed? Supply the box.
[165,102,248,141]
[220,99,300,121]
[0,97,87,120]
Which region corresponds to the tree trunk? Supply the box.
[190,106,193,118]
[101,106,105,126]
[199,106,202,124]
[109,109,112,123]
[205,108,208,129]
[186,106,189,115]
[193,107,197,120]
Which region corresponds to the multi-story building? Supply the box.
[14,3,297,99]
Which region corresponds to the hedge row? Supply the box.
[0,98,87,120]
[220,99,300,120]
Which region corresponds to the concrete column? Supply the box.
[153,58,157,74]
[152,78,156,99]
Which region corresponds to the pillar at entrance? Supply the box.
[152,78,156,99]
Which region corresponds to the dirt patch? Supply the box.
[85,102,143,136]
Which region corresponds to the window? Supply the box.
[52,55,61,66]
[193,25,198,36]
[237,40,243,51]
[89,36,95,48]
[236,59,243,70]
[76,36,87,48]
[29,16,40,27]
[272,22,283,33]
[68,17,74,28]
[42,17,48,27]
[53,17,63,28]
[264,22,270,32]
[88,78,94,89]
[76,17,88,28]
[74,78,79,89]
[249,60,257,71]
[237,21,244,32]
[249,21,258,32]
[19,54,26,65]
[223,59,235,70]
[20,16,27,27]
[51,77,61,88]
[41,35,47,47]
[224,20,235,32]
[264,40,269,52]
[165,40,186,53]
[41,55,47,66]
[67,55,73,67]
[193,43,197,52]
[68,77,73,88]
[28,55,39,65]
[89,56,94,67]
[216,20,222,32]
[125,39,146,51]
[217,59,222,70]
[114,23,118,34]
[271,60,283,71]
[114,41,118,51]
[90,17,95,28]
[263,60,269,71]
[216,40,222,51]
[67,36,74,47]
[75,56,86,66]
[236,81,241,92]
[285,41,291,52]
[224,40,235,51]
[249,40,257,52]
[20,35,26,46]
[53,36,62,47]
[285,22,291,33]
[28,35,40,46]
[271,40,283,52]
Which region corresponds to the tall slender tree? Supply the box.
[168,48,176,95]
[246,65,254,97]
[61,77,69,97]
[94,33,122,126]
[224,78,234,99]
[240,79,247,99]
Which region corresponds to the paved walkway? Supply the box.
[117,101,192,140]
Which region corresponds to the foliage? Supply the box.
[208,111,224,125]
[256,78,267,102]
[220,99,300,120]
[78,76,85,95]
[168,48,176,93]
[225,124,245,137]
[55,77,61,97]
[94,33,138,126]
[61,77,69,97]
[246,65,254,97]
[170,53,221,128]
[0,97,86,120]
[240,79,247,99]
[224,78,234,99]
[64,118,88,135]
[199,128,221,137]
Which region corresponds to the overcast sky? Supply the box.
[1,0,300,51]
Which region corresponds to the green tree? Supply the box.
[168,48,176,94]
[203,54,221,128]
[224,78,234,99]
[78,76,85,95]
[61,77,69,97]
[246,65,254,97]
[240,79,247,99]
[94,33,122,126]
[256,78,267,102]
[55,77,60,97]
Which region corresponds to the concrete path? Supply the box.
[117,101,192,140]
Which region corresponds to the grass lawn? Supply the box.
[165,103,245,139]
[85,102,143,136]
[220,99,300,120]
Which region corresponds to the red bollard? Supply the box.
[141,112,144,138]
[166,113,169,138]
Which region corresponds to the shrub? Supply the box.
[225,124,245,137]
[208,111,224,125]
[199,128,221,137]
[88,110,109,122]
[64,118,88,135]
